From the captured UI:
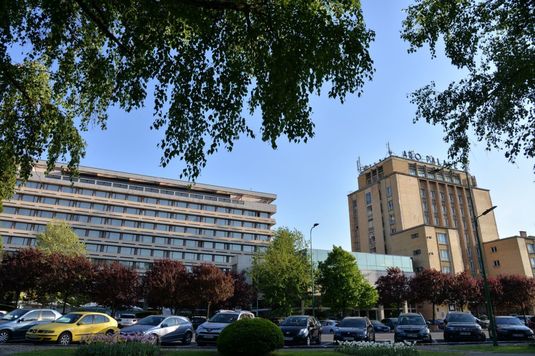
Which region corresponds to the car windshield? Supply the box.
[496,317,523,325]
[371,320,383,326]
[55,314,83,324]
[321,321,333,326]
[137,316,165,326]
[281,317,308,326]
[120,314,136,319]
[339,319,366,328]
[448,314,475,323]
[0,309,29,321]
[398,316,426,326]
[209,313,239,323]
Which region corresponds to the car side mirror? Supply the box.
[161,323,168,328]
[426,321,431,326]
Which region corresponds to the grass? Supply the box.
[449,344,535,353]
[12,343,535,356]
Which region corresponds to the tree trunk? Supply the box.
[14,290,20,307]
[62,297,68,314]
[206,301,211,319]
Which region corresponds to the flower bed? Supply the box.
[335,340,418,356]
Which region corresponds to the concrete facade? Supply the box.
[348,155,499,275]
[0,162,277,272]
[483,232,535,278]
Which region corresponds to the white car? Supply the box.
[117,313,138,328]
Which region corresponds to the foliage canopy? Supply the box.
[402,0,534,168]
[251,227,311,316]
[36,220,87,255]
[0,0,374,208]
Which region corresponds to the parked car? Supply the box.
[443,312,485,342]
[191,316,207,330]
[0,311,6,318]
[371,320,390,333]
[381,317,399,331]
[0,308,62,343]
[475,317,490,329]
[120,315,193,345]
[394,313,432,343]
[195,310,254,346]
[528,316,535,331]
[427,319,445,330]
[279,315,321,345]
[116,313,138,328]
[495,316,534,340]
[320,319,337,334]
[26,312,117,345]
[512,315,534,326]
[334,317,375,342]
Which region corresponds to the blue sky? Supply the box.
[78,0,535,250]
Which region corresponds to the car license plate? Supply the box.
[204,335,215,339]
[408,333,418,337]
[284,337,293,341]
[512,333,524,337]
[460,332,471,336]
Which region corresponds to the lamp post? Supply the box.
[465,166,498,346]
[310,223,319,318]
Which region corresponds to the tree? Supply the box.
[189,264,234,318]
[92,262,141,316]
[36,220,86,256]
[498,275,535,316]
[316,246,377,316]
[219,271,256,311]
[251,227,311,316]
[375,267,409,313]
[402,0,534,169]
[0,248,47,306]
[0,1,375,206]
[409,269,448,322]
[357,282,379,311]
[447,271,479,311]
[143,259,189,311]
[39,253,94,313]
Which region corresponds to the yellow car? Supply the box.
[26,312,118,345]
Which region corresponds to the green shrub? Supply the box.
[75,341,160,356]
[217,318,283,356]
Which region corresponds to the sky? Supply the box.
[78,0,535,251]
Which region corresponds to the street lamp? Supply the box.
[310,223,319,318]
[466,166,499,346]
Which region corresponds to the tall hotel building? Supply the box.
[0,162,276,272]
[348,154,499,275]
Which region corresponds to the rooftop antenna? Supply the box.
[387,142,393,156]
[357,157,362,172]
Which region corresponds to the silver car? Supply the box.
[0,309,62,343]
[195,310,255,345]
[120,315,193,345]
[116,313,138,328]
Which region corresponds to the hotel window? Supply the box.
[144,197,157,204]
[201,254,213,262]
[95,190,108,198]
[122,234,135,242]
[188,203,201,210]
[86,244,99,252]
[386,186,392,197]
[104,245,118,254]
[87,230,101,238]
[437,233,448,244]
[230,244,242,251]
[153,250,165,258]
[109,232,120,240]
[439,249,450,261]
[214,255,226,263]
[493,260,500,267]
[171,238,183,246]
[170,251,182,260]
[365,192,372,205]
[491,246,497,253]
[413,249,421,256]
[417,167,426,177]
[154,237,167,245]
[528,244,535,254]
[441,266,451,274]
[531,258,535,267]
[11,237,28,245]
[387,200,394,211]
[140,235,153,244]
[409,164,417,175]
[389,214,396,224]
[411,233,419,239]
[137,248,151,257]
[184,253,196,260]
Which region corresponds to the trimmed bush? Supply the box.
[217,318,283,356]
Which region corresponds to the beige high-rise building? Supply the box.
[483,231,535,278]
[1,162,276,272]
[348,154,499,275]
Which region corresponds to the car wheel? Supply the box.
[479,333,486,342]
[183,331,192,345]
[105,329,115,336]
[316,335,321,345]
[0,330,10,343]
[149,333,159,345]
[57,332,72,346]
